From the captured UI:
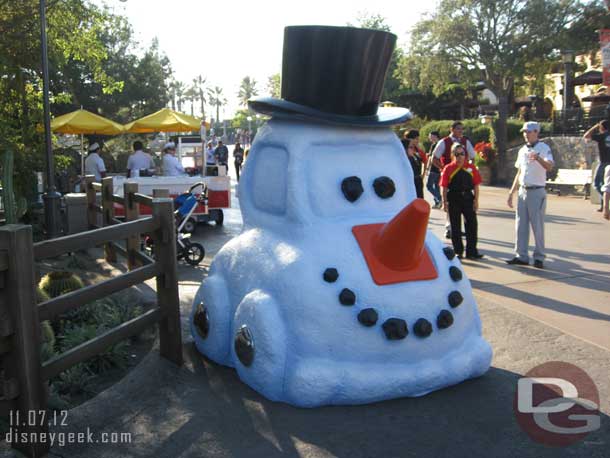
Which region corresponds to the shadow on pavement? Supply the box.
[87,343,608,458]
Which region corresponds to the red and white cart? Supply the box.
[112,173,231,231]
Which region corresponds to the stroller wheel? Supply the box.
[185,242,205,266]
[182,218,197,234]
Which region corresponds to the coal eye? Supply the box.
[341,176,364,202]
[373,176,395,198]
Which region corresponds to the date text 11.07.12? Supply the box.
[9,410,68,427]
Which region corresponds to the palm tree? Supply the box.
[192,75,207,119]
[208,86,227,126]
[184,85,198,116]
[174,81,186,112]
[168,79,177,110]
[237,76,259,107]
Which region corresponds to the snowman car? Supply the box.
[191,26,492,407]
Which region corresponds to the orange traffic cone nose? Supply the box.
[373,198,431,271]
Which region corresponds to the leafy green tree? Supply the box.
[402,0,586,181]
[238,76,258,107]
[0,0,174,200]
[266,73,281,98]
[352,13,403,102]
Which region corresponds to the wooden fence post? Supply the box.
[84,175,96,229]
[0,225,48,458]
[101,177,116,262]
[152,197,183,366]
[123,182,139,270]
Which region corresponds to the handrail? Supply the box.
[111,194,125,205]
[37,263,160,321]
[33,217,157,260]
[133,193,154,207]
[42,308,164,380]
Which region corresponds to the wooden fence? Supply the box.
[0,176,182,457]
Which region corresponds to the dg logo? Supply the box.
[513,361,600,447]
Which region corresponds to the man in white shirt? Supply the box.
[127,141,154,178]
[84,142,106,181]
[506,122,554,268]
[161,142,185,176]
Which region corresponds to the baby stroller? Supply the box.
[145,183,206,266]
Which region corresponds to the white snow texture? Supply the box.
[191,119,492,407]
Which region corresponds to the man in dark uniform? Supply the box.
[440,143,484,260]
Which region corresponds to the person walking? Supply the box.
[440,143,483,260]
[214,140,229,170]
[84,142,106,182]
[432,121,476,238]
[161,141,185,176]
[233,142,245,181]
[583,120,610,212]
[602,164,610,220]
[425,130,442,208]
[127,141,154,178]
[402,130,426,198]
[506,122,554,269]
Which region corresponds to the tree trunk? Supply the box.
[495,93,510,184]
[216,104,220,124]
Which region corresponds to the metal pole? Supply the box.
[40,0,61,238]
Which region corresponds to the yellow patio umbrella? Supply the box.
[123,108,209,133]
[50,109,124,175]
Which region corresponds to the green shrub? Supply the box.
[419,119,493,151]
[39,271,84,298]
[419,118,554,151]
[52,364,93,396]
[59,323,129,373]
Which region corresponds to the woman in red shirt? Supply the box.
[440,143,484,260]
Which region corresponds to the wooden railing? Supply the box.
[0,176,182,457]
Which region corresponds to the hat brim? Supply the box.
[248,97,412,127]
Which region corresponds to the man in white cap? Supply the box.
[84,142,106,181]
[162,141,185,176]
[506,121,554,269]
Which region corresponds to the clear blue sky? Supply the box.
[94,0,435,119]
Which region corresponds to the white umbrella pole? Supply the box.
[81,133,85,176]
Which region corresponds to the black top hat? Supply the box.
[248,26,411,126]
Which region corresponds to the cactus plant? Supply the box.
[36,286,50,303]
[39,271,84,298]
[1,149,27,224]
[40,320,56,362]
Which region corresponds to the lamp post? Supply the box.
[40,0,61,238]
[562,50,575,112]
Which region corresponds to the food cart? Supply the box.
[112,173,230,231]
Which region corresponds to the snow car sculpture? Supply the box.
[191,25,492,407]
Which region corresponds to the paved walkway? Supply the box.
[5,180,608,458]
